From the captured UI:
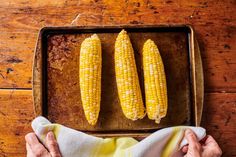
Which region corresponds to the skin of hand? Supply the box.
[182,129,222,157]
[25,131,62,157]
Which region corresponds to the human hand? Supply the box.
[182,129,222,157]
[25,131,62,157]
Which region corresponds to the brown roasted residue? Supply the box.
[47,35,76,71]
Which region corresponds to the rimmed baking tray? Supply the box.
[33,25,203,137]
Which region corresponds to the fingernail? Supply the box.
[47,131,54,140]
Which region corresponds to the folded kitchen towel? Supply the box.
[32,116,206,157]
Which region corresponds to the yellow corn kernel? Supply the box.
[115,30,145,120]
[143,39,167,123]
[79,34,102,125]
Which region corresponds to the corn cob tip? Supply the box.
[88,119,97,126]
[119,29,127,35]
[144,39,155,46]
[116,29,130,44]
[83,34,100,43]
[91,34,99,39]
[155,118,161,124]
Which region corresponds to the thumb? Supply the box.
[184,129,202,157]
[185,129,199,145]
[46,131,61,157]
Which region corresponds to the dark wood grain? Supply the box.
[0,33,35,88]
[0,90,34,157]
[202,93,236,157]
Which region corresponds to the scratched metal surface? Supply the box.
[35,27,192,132]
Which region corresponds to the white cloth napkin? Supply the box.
[32,116,206,157]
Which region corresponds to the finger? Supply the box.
[25,133,39,145]
[26,142,30,151]
[46,131,61,157]
[185,129,199,145]
[25,133,49,156]
[26,143,34,157]
[204,135,219,145]
[203,135,222,156]
[185,129,202,152]
[182,145,188,153]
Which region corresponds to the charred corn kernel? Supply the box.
[115,30,145,120]
[143,39,167,123]
[79,34,102,125]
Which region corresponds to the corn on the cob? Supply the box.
[114,30,145,120]
[79,34,101,125]
[143,39,167,123]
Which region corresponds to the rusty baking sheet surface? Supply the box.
[33,26,203,135]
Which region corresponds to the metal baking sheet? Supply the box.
[33,25,203,137]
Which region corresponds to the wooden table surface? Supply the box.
[0,0,235,156]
